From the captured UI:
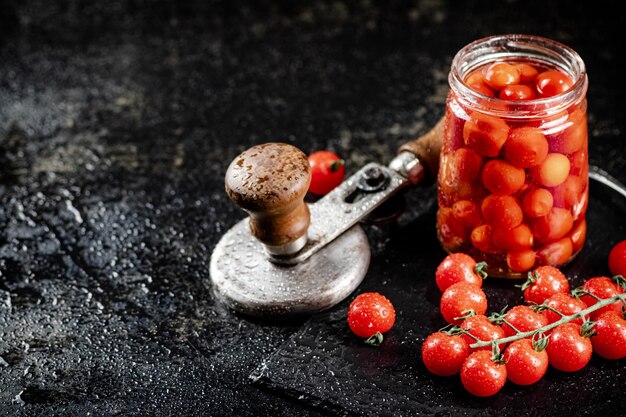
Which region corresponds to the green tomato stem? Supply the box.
[469,293,626,349]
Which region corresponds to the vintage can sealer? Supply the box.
[209,119,443,317]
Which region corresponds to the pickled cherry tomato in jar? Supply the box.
[438,35,588,278]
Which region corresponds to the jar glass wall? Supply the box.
[437,35,589,278]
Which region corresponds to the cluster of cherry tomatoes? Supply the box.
[438,61,588,274]
[345,241,626,396]
[422,251,626,397]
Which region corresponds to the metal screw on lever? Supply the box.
[357,166,390,192]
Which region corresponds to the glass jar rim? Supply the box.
[449,34,588,118]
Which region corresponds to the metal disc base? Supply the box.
[209,218,370,318]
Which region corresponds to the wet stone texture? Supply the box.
[0,1,625,416]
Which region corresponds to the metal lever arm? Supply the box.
[271,117,445,265]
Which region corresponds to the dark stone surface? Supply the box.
[0,1,624,416]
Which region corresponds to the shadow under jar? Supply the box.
[438,34,589,278]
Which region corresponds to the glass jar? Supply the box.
[437,34,589,278]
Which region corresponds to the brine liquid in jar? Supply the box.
[438,35,588,278]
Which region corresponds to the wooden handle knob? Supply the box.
[225,143,311,251]
[398,117,444,181]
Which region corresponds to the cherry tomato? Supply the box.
[569,220,587,253]
[465,69,486,86]
[503,339,548,385]
[507,249,537,272]
[542,293,588,325]
[469,82,495,97]
[532,153,571,187]
[550,108,586,154]
[546,323,592,372]
[609,239,626,277]
[452,200,482,230]
[535,70,573,98]
[532,207,574,243]
[308,151,345,195]
[591,311,626,360]
[492,223,533,252]
[460,351,507,397]
[522,188,554,218]
[484,62,521,90]
[439,148,483,203]
[435,253,486,292]
[437,207,467,251]
[503,127,549,168]
[551,176,582,209]
[499,84,536,100]
[461,314,506,352]
[502,305,549,338]
[481,195,523,229]
[536,238,573,266]
[440,282,488,324]
[463,112,510,157]
[347,292,395,338]
[578,276,623,318]
[568,149,588,176]
[471,224,500,254]
[516,63,539,83]
[522,265,569,305]
[481,160,526,195]
[422,332,470,376]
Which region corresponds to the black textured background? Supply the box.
[1,1,624,416]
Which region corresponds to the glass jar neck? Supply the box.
[449,34,588,119]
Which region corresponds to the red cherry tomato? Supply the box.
[542,293,588,325]
[502,305,549,338]
[503,339,548,385]
[461,314,506,352]
[470,224,501,254]
[435,253,486,292]
[515,63,539,83]
[546,323,592,372]
[439,148,484,204]
[535,70,573,98]
[452,200,482,230]
[609,239,626,277]
[308,151,345,195]
[499,84,536,100]
[481,195,523,229]
[532,153,571,187]
[591,311,626,360]
[503,127,549,168]
[522,265,570,305]
[507,249,537,272]
[469,82,496,97]
[437,208,466,252]
[532,207,574,243]
[463,112,510,157]
[536,237,574,266]
[481,160,526,195]
[522,188,554,218]
[460,351,507,397]
[422,332,470,376]
[492,223,533,252]
[440,282,488,324]
[484,62,521,90]
[578,276,623,318]
[569,220,587,253]
[551,176,582,209]
[347,292,395,338]
[551,108,587,154]
[465,69,486,86]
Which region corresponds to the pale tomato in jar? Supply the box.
[438,35,588,278]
